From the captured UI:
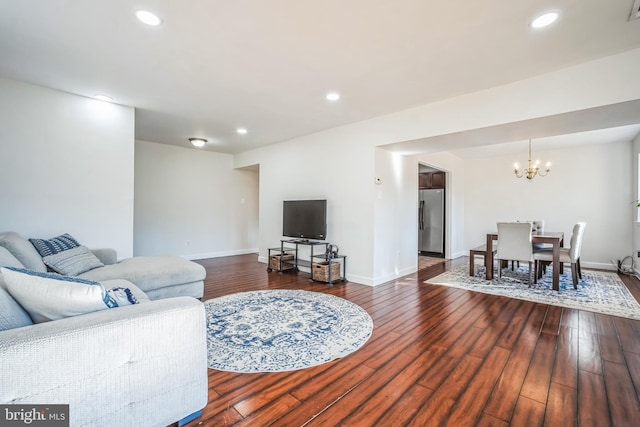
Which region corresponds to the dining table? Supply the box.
[485,231,565,291]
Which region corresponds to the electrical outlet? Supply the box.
[637,251,640,258]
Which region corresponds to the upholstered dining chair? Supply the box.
[496,222,534,286]
[534,222,587,289]
[511,219,546,270]
[529,219,546,247]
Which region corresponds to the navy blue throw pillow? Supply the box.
[29,233,80,257]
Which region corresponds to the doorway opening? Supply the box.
[418,164,446,269]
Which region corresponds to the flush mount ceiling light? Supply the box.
[326,92,340,102]
[136,10,162,26]
[94,95,113,102]
[530,11,560,29]
[189,138,207,148]
[236,128,248,135]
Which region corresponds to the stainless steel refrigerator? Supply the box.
[418,189,444,255]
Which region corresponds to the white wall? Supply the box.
[372,148,417,283]
[461,141,632,269]
[134,140,259,259]
[236,49,640,285]
[0,77,135,257]
[235,127,376,284]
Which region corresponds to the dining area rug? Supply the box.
[204,289,373,373]
[428,264,640,320]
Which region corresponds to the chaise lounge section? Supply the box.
[0,231,206,300]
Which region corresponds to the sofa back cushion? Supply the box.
[0,267,115,323]
[0,268,141,324]
[0,246,25,292]
[0,246,24,269]
[0,232,46,272]
[0,285,33,331]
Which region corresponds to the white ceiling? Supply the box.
[1,1,640,154]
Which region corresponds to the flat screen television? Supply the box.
[282,199,327,241]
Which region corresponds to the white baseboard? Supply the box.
[582,261,617,272]
[182,248,259,261]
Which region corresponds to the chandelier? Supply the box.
[514,139,551,180]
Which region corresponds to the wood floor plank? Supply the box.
[469,320,508,358]
[482,334,537,422]
[405,355,483,426]
[559,307,580,329]
[541,305,563,336]
[302,353,417,426]
[603,360,640,426]
[551,325,578,389]
[511,396,545,427]
[624,351,640,402]
[375,384,433,426]
[419,326,484,390]
[520,332,557,404]
[340,349,448,426]
[578,370,611,427]
[232,393,300,427]
[475,413,509,427]
[272,363,375,426]
[614,317,640,355]
[544,382,577,426]
[578,330,602,375]
[443,346,511,426]
[180,255,640,427]
[596,314,626,364]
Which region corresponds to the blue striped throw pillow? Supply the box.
[29,233,80,257]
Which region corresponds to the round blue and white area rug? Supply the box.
[204,289,373,373]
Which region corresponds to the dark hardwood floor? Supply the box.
[183,254,640,426]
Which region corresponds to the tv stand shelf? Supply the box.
[267,239,346,284]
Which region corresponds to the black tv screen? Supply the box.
[282,200,327,240]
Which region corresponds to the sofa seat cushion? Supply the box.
[78,256,205,294]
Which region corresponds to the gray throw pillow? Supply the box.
[43,246,104,276]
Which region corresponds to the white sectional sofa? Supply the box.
[0,232,209,426]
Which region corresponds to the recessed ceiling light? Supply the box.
[530,11,559,29]
[236,128,248,135]
[94,95,113,102]
[189,138,207,148]
[326,92,340,102]
[136,10,162,26]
